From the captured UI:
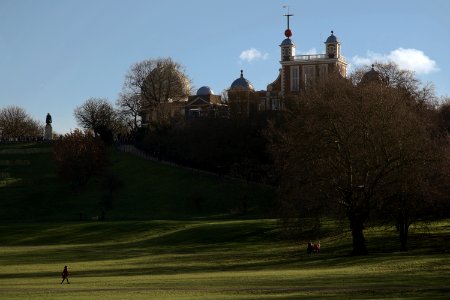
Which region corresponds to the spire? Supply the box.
[284,12,293,30]
[283,5,293,29]
[240,69,243,78]
[283,5,293,38]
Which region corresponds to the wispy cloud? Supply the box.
[351,48,438,75]
[239,48,269,62]
[299,48,318,55]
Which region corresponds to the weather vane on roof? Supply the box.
[283,5,293,29]
[283,5,293,37]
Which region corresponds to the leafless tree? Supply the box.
[351,61,437,104]
[439,96,450,133]
[0,106,43,139]
[74,98,116,138]
[54,129,109,187]
[268,74,447,254]
[122,57,191,125]
[116,92,141,132]
[221,89,229,104]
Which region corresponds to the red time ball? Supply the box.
[284,29,292,37]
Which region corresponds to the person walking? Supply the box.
[61,266,70,284]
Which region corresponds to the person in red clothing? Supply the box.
[61,266,70,284]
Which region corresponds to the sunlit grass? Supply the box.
[0,220,449,299]
[0,177,21,187]
[1,143,449,298]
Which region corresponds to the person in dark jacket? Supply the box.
[61,266,70,284]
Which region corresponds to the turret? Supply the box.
[280,12,295,61]
[325,30,341,59]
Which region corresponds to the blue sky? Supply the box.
[1,0,449,134]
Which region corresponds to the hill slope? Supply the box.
[0,142,275,221]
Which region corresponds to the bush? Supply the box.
[54,129,109,187]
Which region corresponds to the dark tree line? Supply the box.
[0,106,43,140]
[135,113,276,184]
[267,66,449,254]
[53,129,121,219]
[54,129,109,187]
[68,57,449,253]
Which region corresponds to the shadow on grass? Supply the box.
[1,220,449,281]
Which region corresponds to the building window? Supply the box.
[303,66,315,89]
[189,109,201,119]
[327,45,336,58]
[290,66,299,91]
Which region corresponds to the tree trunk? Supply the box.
[345,194,369,256]
[348,208,368,255]
[347,200,368,255]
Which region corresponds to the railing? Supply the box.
[295,54,327,60]
[294,54,347,63]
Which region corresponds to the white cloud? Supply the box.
[239,48,269,62]
[351,48,438,75]
[299,48,318,55]
[388,48,438,74]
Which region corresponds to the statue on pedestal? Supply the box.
[44,113,53,140]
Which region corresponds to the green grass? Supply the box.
[1,142,449,299]
[0,219,449,299]
[0,142,275,221]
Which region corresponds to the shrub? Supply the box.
[54,129,108,187]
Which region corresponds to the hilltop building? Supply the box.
[185,86,228,119]
[228,13,348,115]
[142,12,353,125]
[227,70,267,116]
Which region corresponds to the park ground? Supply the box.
[0,219,449,299]
[0,143,449,299]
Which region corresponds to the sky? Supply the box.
[0,0,449,134]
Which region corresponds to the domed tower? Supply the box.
[325,31,341,59]
[230,70,255,92]
[360,64,388,85]
[228,70,257,117]
[280,12,295,61]
[196,86,215,96]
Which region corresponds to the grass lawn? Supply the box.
[0,142,275,221]
[0,219,449,299]
[1,142,449,299]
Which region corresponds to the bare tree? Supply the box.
[351,62,437,104]
[350,62,418,88]
[115,92,141,132]
[439,96,450,133]
[268,74,446,254]
[0,106,43,140]
[122,57,191,125]
[54,129,109,187]
[74,98,116,139]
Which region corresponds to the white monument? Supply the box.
[44,113,52,140]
